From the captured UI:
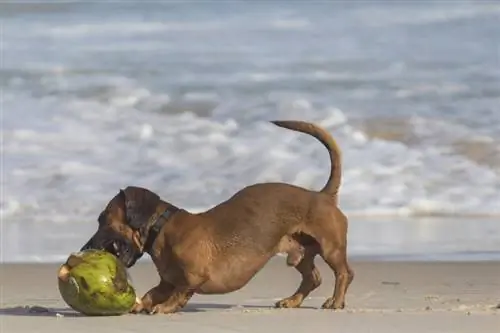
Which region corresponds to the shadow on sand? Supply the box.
[0,306,84,318]
[0,302,307,317]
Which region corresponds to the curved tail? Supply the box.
[271,120,342,199]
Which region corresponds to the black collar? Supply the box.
[143,206,178,253]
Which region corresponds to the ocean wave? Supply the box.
[3,88,500,224]
[269,18,311,30]
[359,4,500,28]
[35,21,228,38]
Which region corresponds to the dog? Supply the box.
[79,120,354,314]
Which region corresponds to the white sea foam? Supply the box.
[4,89,499,224]
[270,18,310,30]
[359,4,500,28]
[36,21,227,38]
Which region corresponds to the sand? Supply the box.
[1,258,499,333]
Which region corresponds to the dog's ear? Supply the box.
[119,186,160,230]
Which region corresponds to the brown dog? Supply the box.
[79,120,354,314]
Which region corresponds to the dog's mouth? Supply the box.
[103,239,143,268]
[103,239,126,258]
[81,236,142,268]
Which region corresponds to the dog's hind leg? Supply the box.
[315,217,354,310]
[275,245,322,308]
[319,247,354,310]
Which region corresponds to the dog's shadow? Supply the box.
[0,306,84,318]
[183,302,286,312]
[0,303,303,318]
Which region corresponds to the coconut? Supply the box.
[57,249,136,316]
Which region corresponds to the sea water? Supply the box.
[2,1,499,263]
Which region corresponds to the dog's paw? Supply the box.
[150,303,180,315]
[275,296,303,309]
[130,303,144,314]
[321,297,345,310]
[129,297,150,314]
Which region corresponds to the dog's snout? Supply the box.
[80,231,103,252]
[78,230,142,268]
[80,238,95,251]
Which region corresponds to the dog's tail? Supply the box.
[271,120,342,199]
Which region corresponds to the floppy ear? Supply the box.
[120,186,160,230]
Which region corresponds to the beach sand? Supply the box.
[1,258,499,333]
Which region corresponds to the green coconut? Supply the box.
[57,249,136,316]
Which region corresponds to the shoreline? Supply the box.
[3,251,500,265]
[3,215,500,264]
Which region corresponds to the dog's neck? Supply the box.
[142,203,179,253]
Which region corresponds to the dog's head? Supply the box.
[80,186,163,268]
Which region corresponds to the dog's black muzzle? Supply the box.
[80,230,143,268]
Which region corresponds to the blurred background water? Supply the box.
[1,1,499,263]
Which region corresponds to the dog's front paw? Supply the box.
[130,296,151,314]
[150,303,181,315]
[321,297,345,310]
[130,303,144,314]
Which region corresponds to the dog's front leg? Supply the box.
[150,288,195,315]
[130,280,175,314]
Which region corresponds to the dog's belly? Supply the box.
[196,280,246,294]
[196,254,272,294]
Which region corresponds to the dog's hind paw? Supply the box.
[275,296,303,309]
[321,297,345,310]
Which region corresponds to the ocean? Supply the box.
[2,1,500,263]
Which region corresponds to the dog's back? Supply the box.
[201,119,343,230]
[198,120,344,257]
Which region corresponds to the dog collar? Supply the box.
[143,206,178,253]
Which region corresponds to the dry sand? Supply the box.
[1,258,499,333]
